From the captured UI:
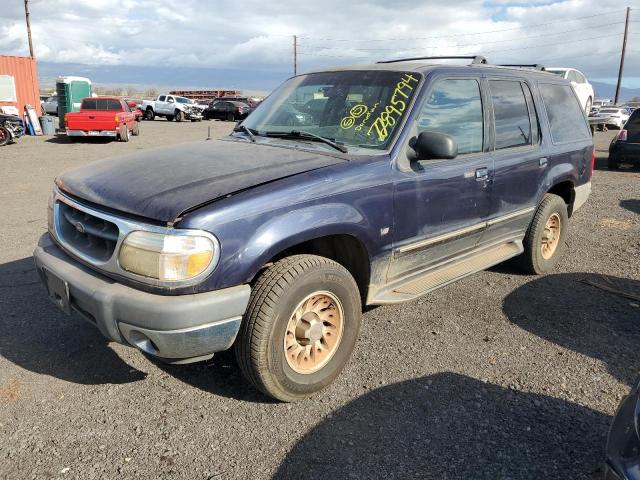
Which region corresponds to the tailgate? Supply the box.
[67,112,117,131]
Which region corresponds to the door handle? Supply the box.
[475,167,489,181]
[539,157,548,168]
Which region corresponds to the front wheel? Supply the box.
[518,194,568,274]
[235,255,362,402]
[175,110,184,122]
[0,126,9,146]
[226,112,235,122]
[131,122,140,136]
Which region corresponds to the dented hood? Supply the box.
[56,138,346,223]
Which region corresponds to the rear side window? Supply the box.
[417,78,484,155]
[489,80,532,149]
[539,84,591,143]
[81,98,97,110]
[158,95,166,101]
[95,99,123,111]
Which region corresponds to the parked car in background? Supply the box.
[608,107,640,169]
[547,67,594,113]
[0,113,25,146]
[594,107,630,129]
[203,101,252,121]
[604,375,640,479]
[65,97,139,142]
[43,96,58,116]
[34,58,593,402]
[141,95,204,122]
[127,101,143,122]
[214,96,259,108]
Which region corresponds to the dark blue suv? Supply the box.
[34,57,593,401]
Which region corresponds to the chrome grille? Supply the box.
[57,202,119,262]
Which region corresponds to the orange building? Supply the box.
[0,55,40,115]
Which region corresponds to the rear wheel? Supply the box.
[518,194,568,274]
[144,108,154,121]
[165,115,174,122]
[0,126,9,146]
[175,110,184,122]
[118,124,130,142]
[235,255,362,402]
[226,112,235,122]
[585,97,592,114]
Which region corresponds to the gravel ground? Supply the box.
[0,121,638,480]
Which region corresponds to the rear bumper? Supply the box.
[66,129,117,137]
[573,181,591,214]
[612,143,640,162]
[33,233,251,362]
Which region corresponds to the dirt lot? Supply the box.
[1,120,638,479]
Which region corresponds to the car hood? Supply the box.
[56,138,346,223]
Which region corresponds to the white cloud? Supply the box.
[0,0,637,85]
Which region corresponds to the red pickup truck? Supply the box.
[65,97,139,142]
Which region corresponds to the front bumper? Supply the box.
[33,233,251,362]
[66,129,117,137]
[604,384,640,480]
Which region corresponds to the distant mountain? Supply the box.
[36,61,289,94]
[591,81,640,102]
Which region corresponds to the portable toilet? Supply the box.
[56,76,91,128]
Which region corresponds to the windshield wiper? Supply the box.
[233,124,256,142]
[264,130,348,153]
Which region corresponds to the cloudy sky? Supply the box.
[1,0,639,92]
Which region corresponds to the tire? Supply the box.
[165,115,174,122]
[119,124,130,142]
[608,152,620,170]
[131,122,140,136]
[144,108,155,121]
[0,126,9,147]
[518,194,569,275]
[235,254,362,402]
[226,112,235,122]
[175,110,184,122]
[585,97,592,115]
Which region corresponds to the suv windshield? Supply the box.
[242,70,422,150]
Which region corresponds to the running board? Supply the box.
[369,240,523,304]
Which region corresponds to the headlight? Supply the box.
[118,231,219,282]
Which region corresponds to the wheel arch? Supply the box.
[261,233,371,303]
[547,180,576,216]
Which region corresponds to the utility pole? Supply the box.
[24,0,35,58]
[614,6,630,105]
[293,35,298,76]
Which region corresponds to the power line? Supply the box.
[296,9,626,42]
[301,22,626,53]
[298,32,627,60]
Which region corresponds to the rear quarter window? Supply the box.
[81,98,97,110]
[539,83,591,143]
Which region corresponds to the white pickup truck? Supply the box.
[141,94,204,122]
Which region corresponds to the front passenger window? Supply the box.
[417,79,483,155]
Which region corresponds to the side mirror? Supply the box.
[410,131,458,161]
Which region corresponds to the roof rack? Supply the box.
[498,64,546,71]
[377,55,487,65]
